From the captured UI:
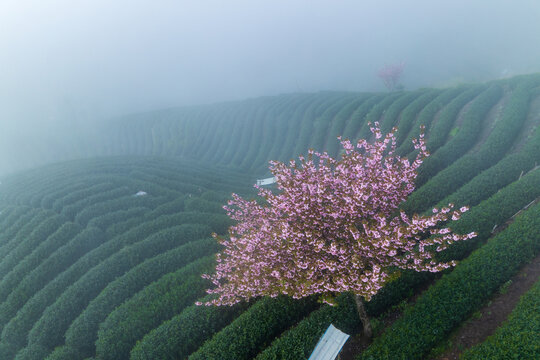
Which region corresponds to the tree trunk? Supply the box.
[354,294,372,338]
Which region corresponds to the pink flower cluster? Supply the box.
[378,62,405,91]
[200,123,475,306]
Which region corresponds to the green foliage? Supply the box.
[310,95,359,155]
[437,166,540,262]
[0,212,65,282]
[25,224,211,354]
[65,238,220,358]
[318,95,366,157]
[74,195,163,226]
[359,201,540,360]
[14,343,50,360]
[0,221,81,305]
[434,120,540,213]
[130,294,250,360]
[0,206,31,246]
[394,90,441,147]
[95,256,215,360]
[292,93,350,161]
[88,207,148,231]
[396,87,465,156]
[188,295,319,360]
[425,85,485,154]
[45,345,84,360]
[341,94,383,141]
[0,209,45,263]
[0,75,539,360]
[498,279,513,295]
[184,197,225,214]
[404,81,536,214]
[379,91,425,135]
[460,278,540,359]
[0,227,106,349]
[256,294,360,360]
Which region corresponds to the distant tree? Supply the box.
[199,123,475,338]
[378,62,405,91]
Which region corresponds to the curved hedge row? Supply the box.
[188,295,319,360]
[73,194,164,226]
[25,224,212,355]
[424,85,485,155]
[309,95,359,156]
[395,86,466,156]
[250,95,298,172]
[413,85,503,189]
[61,187,133,221]
[378,91,425,135]
[229,101,264,167]
[39,181,91,210]
[51,182,118,213]
[0,206,17,233]
[394,90,442,147]
[435,119,540,211]
[404,82,531,214]
[261,95,308,167]
[436,166,540,262]
[256,293,360,359]
[64,238,220,359]
[1,203,230,357]
[95,256,216,360]
[321,95,368,157]
[0,209,43,259]
[341,94,383,141]
[284,94,351,171]
[0,227,106,358]
[0,226,106,338]
[0,212,63,281]
[129,294,250,360]
[359,198,540,359]
[0,221,81,305]
[459,277,540,359]
[87,207,149,231]
[0,206,25,239]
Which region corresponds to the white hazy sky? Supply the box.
[1,0,540,125]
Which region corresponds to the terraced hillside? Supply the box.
[0,73,539,359]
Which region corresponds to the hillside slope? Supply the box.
[0,74,539,359]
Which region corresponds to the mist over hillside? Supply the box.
[1,1,540,174]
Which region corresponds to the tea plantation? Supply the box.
[1,74,539,359]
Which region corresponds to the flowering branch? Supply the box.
[200,122,475,308]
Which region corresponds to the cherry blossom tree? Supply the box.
[378,62,405,91]
[199,123,475,337]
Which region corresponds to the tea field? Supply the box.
[1,74,539,359]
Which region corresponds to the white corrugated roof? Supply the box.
[256,177,277,186]
[308,324,350,360]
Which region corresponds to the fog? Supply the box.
[1,0,540,174]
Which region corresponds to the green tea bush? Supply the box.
[95,256,215,360]
[460,278,540,359]
[359,202,540,360]
[130,294,250,360]
[64,238,220,358]
[188,295,319,360]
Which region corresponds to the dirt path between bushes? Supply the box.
[432,254,540,360]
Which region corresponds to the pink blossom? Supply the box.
[199,123,475,306]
